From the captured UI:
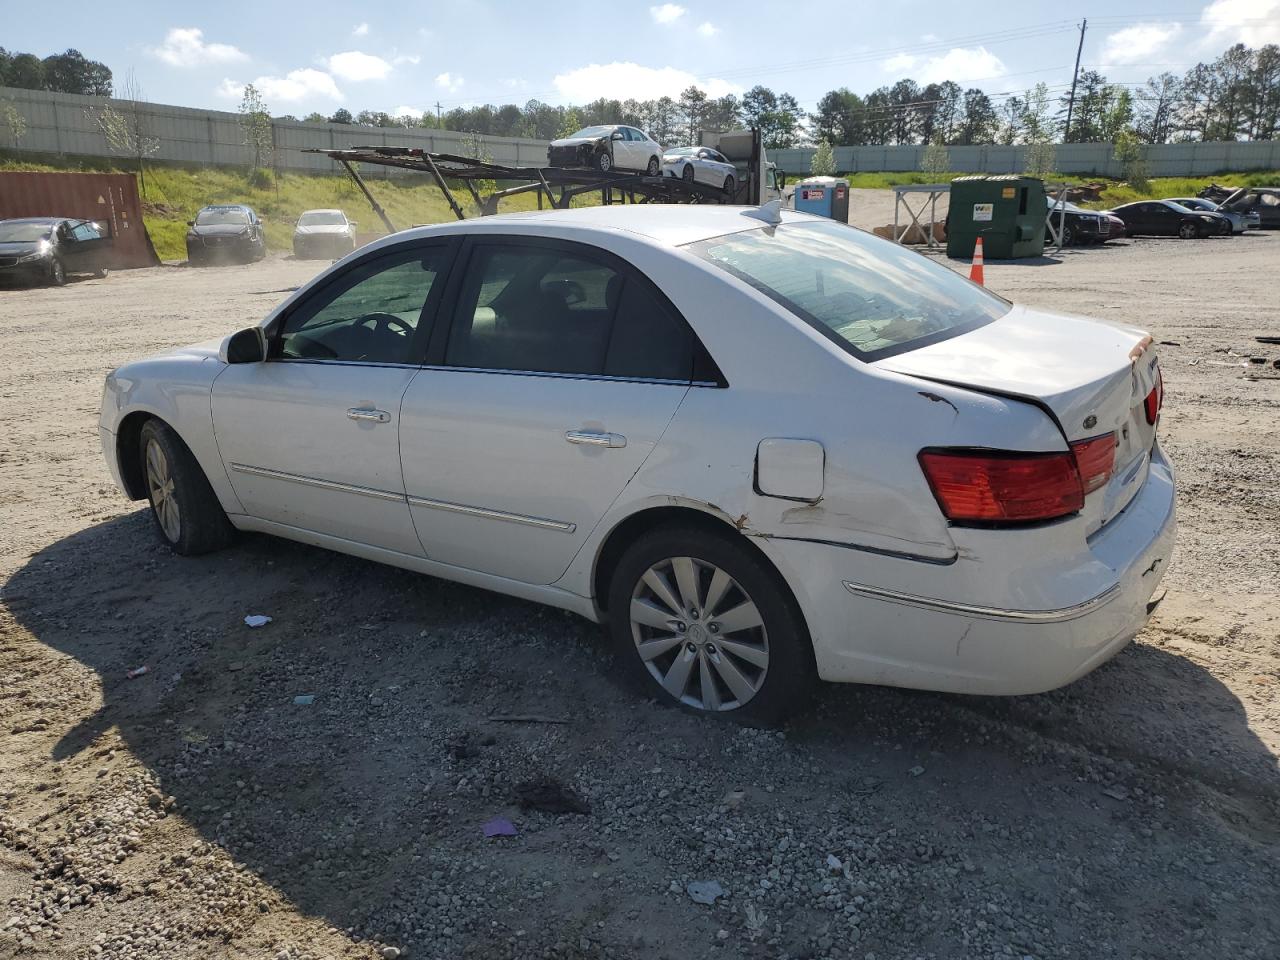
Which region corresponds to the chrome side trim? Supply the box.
[841,580,1121,623]
[228,463,406,504]
[407,495,576,533]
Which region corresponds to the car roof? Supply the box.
[0,217,74,225]
[401,204,812,247]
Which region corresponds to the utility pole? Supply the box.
[1064,18,1087,144]
[435,101,442,122]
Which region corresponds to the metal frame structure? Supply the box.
[1044,183,1070,253]
[307,147,733,232]
[890,184,948,248]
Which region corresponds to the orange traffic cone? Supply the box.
[969,237,985,286]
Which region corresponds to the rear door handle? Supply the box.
[347,407,391,423]
[565,430,626,448]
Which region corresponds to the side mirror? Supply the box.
[220,327,267,364]
[187,220,195,226]
[611,131,624,140]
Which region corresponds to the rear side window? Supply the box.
[445,242,700,381]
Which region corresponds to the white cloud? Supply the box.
[920,33,939,42]
[435,72,464,93]
[882,53,918,73]
[697,21,719,36]
[554,62,739,103]
[649,3,686,24]
[327,50,393,82]
[883,46,1006,84]
[151,27,248,67]
[393,54,421,66]
[218,69,343,103]
[1200,0,1280,46]
[1101,23,1184,65]
[352,22,369,36]
[393,105,424,119]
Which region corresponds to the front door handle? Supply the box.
[565,430,626,449]
[347,407,391,423]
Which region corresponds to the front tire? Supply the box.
[607,526,815,724]
[724,175,736,198]
[48,258,66,286]
[139,419,235,556]
[682,163,695,184]
[596,150,613,173]
[94,265,109,279]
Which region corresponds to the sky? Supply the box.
[7,0,1280,119]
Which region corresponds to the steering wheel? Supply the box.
[361,312,414,338]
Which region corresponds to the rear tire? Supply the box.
[94,265,109,279]
[1178,222,1197,239]
[606,525,816,725]
[138,419,235,556]
[646,156,659,177]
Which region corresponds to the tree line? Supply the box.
[292,42,1277,148]
[0,47,112,96]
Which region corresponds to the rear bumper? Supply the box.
[759,444,1176,695]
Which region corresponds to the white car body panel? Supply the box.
[101,206,1175,698]
[661,148,737,188]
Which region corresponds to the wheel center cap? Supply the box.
[688,623,707,644]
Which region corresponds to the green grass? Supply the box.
[834,169,1280,210]
[0,154,546,261]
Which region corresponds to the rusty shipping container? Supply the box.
[0,171,160,269]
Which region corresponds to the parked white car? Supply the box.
[547,125,663,175]
[293,209,357,259]
[661,145,739,193]
[100,205,1175,721]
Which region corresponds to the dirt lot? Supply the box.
[1,216,1278,960]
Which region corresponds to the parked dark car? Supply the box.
[1108,200,1228,239]
[0,217,111,286]
[1044,198,1112,245]
[1199,186,1280,229]
[547,124,663,175]
[186,204,267,265]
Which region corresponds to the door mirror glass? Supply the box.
[223,327,266,364]
[612,131,624,140]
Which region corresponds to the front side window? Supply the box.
[690,220,1010,362]
[71,222,100,241]
[276,248,446,364]
[445,243,697,381]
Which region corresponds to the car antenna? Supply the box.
[742,199,784,225]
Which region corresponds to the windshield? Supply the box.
[196,208,249,226]
[689,220,1009,361]
[567,126,611,139]
[0,222,52,243]
[665,147,698,156]
[1165,202,1198,214]
[298,211,347,226]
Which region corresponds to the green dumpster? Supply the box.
[946,175,1046,260]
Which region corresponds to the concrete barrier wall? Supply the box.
[771,140,1280,177]
[5,86,1280,178]
[0,86,550,175]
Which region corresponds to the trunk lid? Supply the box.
[877,305,1161,531]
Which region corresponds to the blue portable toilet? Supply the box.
[793,176,849,221]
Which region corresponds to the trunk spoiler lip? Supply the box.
[887,371,1073,448]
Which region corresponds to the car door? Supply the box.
[621,127,645,170]
[211,240,455,555]
[399,236,709,585]
[69,221,106,271]
[1149,204,1179,236]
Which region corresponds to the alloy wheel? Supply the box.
[682,164,694,183]
[646,157,659,176]
[145,438,181,543]
[629,556,769,712]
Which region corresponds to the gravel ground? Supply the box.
[1,212,1278,960]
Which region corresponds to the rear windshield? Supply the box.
[197,208,249,225]
[688,219,1009,361]
[298,211,346,226]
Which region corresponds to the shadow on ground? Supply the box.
[5,512,1279,956]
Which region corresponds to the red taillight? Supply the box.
[1144,366,1164,425]
[918,450,1084,523]
[1070,433,1117,494]
[919,435,1117,525]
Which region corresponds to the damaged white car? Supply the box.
[100,204,1175,721]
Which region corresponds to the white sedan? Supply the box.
[100,204,1175,721]
[661,146,739,193]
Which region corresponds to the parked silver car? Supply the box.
[292,209,357,259]
[1165,197,1259,234]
